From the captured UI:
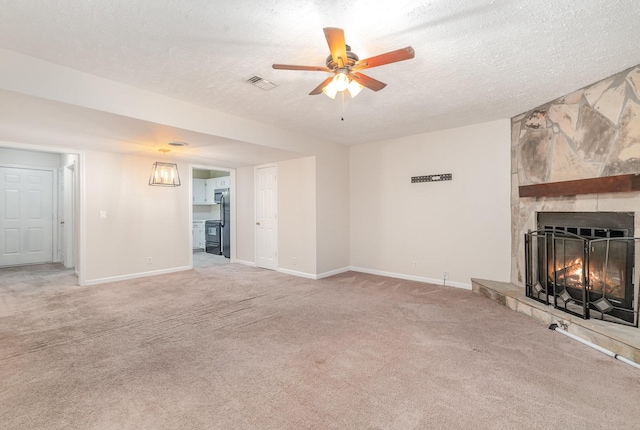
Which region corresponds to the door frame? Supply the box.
[0,141,85,285]
[188,164,236,269]
[254,163,278,270]
[63,162,76,268]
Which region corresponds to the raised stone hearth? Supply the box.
[471,278,640,364]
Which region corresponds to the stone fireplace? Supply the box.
[512,64,640,328]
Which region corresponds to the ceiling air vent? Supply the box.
[246,76,277,90]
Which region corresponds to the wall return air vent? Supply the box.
[411,173,452,183]
[247,76,277,90]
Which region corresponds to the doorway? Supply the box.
[190,166,234,269]
[0,147,79,283]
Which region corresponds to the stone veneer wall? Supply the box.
[511,65,640,291]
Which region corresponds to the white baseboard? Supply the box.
[235,259,257,267]
[83,265,191,286]
[277,267,317,279]
[272,265,470,288]
[348,266,472,290]
[316,266,351,279]
[277,266,350,280]
[83,263,472,290]
[81,262,471,290]
[444,280,472,290]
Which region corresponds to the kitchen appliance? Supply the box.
[213,188,225,204]
[218,188,231,258]
[205,220,221,255]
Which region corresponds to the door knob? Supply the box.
[256,222,261,225]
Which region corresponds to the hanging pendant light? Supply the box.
[149,148,181,186]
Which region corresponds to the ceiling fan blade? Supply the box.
[272,64,331,72]
[309,76,335,95]
[323,27,347,67]
[352,46,415,71]
[351,72,387,92]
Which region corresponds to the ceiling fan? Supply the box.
[272,27,415,99]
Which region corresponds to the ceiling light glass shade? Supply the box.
[149,162,181,186]
[322,81,338,99]
[323,73,363,99]
[333,73,350,91]
[347,80,364,98]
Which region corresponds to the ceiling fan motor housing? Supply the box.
[326,45,359,69]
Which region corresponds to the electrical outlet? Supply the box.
[443,271,449,280]
[412,261,417,268]
[147,257,152,265]
[293,257,297,266]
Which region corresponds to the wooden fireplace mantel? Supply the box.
[519,174,640,198]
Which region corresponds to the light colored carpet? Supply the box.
[1,263,639,429]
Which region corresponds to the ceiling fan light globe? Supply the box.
[333,73,350,91]
[322,81,338,99]
[347,80,364,98]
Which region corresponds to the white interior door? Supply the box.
[0,167,54,266]
[255,165,277,270]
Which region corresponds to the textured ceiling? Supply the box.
[0,0,639,146]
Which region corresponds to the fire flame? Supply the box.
[551,257,621,296]
[549,257,625,297]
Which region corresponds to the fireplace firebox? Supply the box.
[525,212,638,327]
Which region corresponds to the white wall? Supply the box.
[349,119,511,288]
[235,165,255,264]
[193,205,219,221]
[83,150,190,283]
[279,156,317,276]
[0,147,60,168]
[315,145,350,276]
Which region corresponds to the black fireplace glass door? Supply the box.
[549,238,585,291]
[589,239,632,305]
[534,212,637,326]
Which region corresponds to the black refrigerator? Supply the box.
[219,189,231,258]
